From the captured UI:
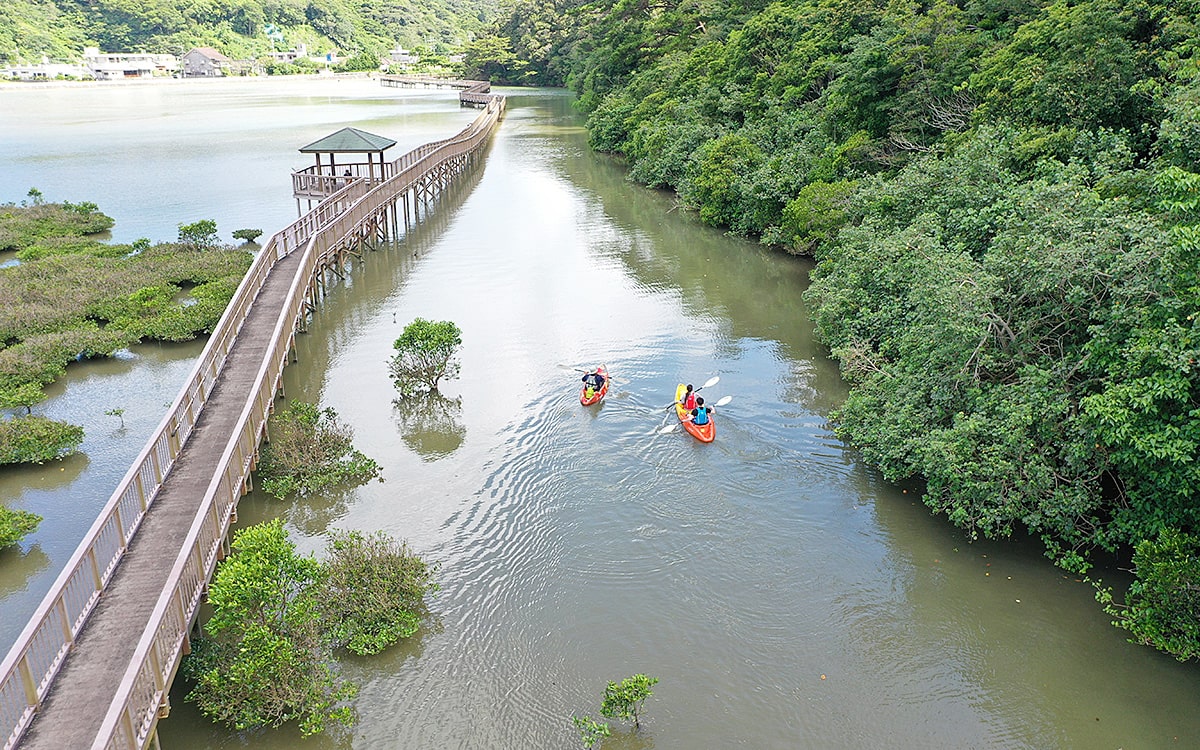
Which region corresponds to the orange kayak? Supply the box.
[580,365,609,405]
[675,383,714,442]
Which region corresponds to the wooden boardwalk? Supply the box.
[1,88,504,750]
[19,249,306,750]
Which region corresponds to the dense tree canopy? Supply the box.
[2,0,499,63]
[477,0,1200,660]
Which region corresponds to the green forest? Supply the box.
[460,0,1200,660]
[0,0,498,62]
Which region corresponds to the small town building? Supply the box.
[388,46,419,64]
[181,47,231,77]
[83,48,177,79]
[2,58,88,80]
[268,43,309,64]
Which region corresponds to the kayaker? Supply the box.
[582,369,606,398]
[680,384,697,410]
[691,396,713,425]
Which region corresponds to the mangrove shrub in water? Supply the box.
[320,529,439,655]
[256,401,381,498]
[389,318,462,397]
[0,415,83,465]
[0,506,41,549]
[187,520,439,735]
[186,519,355,736]
[573,673,659,747]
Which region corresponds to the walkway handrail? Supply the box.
[1,119,394,750]
[314,96,506,262]
[0,232,291,750]
[88,94,504,750]
[92,231,321,750]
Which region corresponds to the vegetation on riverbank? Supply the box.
[479,0,1200,660]
[0,197,252,547]
[185,519,436,735]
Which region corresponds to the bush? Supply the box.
[178,219,220,248]
[780,179,857,254]
[388,318,462,397]
[336,52,380,73]
[573,673,658,747]
[320,530,439,655]
[0,382,46,413]
[257,401,381,498]
[186,520,356,735]
[231,228,262,243]
[0,506,41,548]
[0,415,84,464]
[1098,528,1200,662]
[187,521,438,735]
[600,674,658,729]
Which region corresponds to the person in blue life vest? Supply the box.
[680,384,697,411]
[582,369,606,398]
[691,396,713,425]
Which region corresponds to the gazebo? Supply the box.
[298,126,397,183]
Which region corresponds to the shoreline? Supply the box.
[0,71,374,92]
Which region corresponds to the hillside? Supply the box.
[0,0,501,62]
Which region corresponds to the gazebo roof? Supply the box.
[299,127,397,153]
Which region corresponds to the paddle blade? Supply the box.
[715,395,733,406]
[700,375,720,390]
[659,423,678,434]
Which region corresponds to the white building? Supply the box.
[83,48,177,79]
[2,57,88,80]
[268,43,309,63]
[388,46,419,64]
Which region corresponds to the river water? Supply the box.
[1,78,1197,749]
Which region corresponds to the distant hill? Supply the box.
[0,0,501,63]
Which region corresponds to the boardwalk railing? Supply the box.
[292,77,497,201]
[1,92,504,750]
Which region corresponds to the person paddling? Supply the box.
[680,383,697,411]
[690,396,713,426]
[582,369,606,399]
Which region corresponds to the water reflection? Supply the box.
[0,543,50,597]
[393,392,465,461]
[236,484,352,537]
[601,728,656,750]
[0,449,90,489]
